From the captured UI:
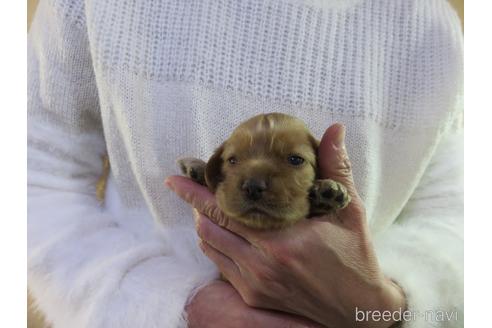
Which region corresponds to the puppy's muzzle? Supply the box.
[241,178,268,201]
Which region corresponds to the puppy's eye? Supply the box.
[228,156,238,165]
[288,155,305,166]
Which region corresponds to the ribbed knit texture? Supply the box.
[28,0,463,327]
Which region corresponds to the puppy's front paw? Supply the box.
[309,179,351,214]
[177,157,207,185]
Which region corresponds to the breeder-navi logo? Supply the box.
[355,307,459,323]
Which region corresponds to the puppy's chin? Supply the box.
[228,208,300,230]
[216,195,307,230]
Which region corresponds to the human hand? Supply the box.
[166,124,406,328]
[186,280,324,328]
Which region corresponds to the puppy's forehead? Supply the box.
[239,113,308,133]
[224,114,315,158]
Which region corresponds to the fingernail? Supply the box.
[333,124,346,148]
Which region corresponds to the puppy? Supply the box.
[178,113,350,229]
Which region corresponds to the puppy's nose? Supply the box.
[242,178,267,201]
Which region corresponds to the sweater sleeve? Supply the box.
[27,1,217,327]
[372,2,464,326]
[374,127,464,328]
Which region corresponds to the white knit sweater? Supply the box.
[27,0,463,327]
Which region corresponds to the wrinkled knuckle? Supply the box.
[337,155,353,177]
[214,209,230,228]
[202,199,216,217]
[210,206,221,221]
[203,201,228,227]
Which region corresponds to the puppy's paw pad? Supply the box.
[313,179,351,210]
[176,157,207,185]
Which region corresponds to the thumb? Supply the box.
[318,124,367,230]
[318,124,360,202]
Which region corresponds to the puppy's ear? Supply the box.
[309,134,320,155]
[309,134,320,173]
[205,144,225,192]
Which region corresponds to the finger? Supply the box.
[199,240,242,284]
[165,175,257,241]
[195,212,252,264]
[318,124,358,197]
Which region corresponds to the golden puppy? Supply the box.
[178,113,350,229]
